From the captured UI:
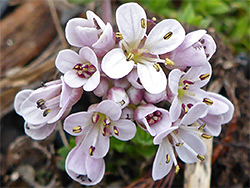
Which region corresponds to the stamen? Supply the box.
[73,64,82,70]
[165,58,175,67]
[163,31,173,40]
[126,53,134,61]
[201,133,212,139]
[120,100,125,106]
[182,103,188,113]
[77,174,87,182]
[199,73,210,80]
[91,113,100,124]
[166,154,170,163]
[203,98,213,105]
[187,103,193,109]
[113,126,119,136]
[43,109,50,117]
[115,32,123,40]
[153,63,161,72]
[73,126,82,133]
[93,18,101,30]
[36,99,46,109]
[104,117,111,126]
[183,84,189,90]
[141,18,146,29]
[183,80,194,85]
[175,165,180,174]
[198,123,206,130]
[152,17,156,21]
[197,154,205,161]
[102,127,107,136]
[176,142,184,147]
[89,146,95,156]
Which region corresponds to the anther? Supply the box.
[175,165,180,174]
[36,99,45,109]
[203,98,213,105]
[183,80,194,85]
[152,17,156,21]
[141,18,146,29]
[43,109,50,117]
[115,32,123,40]
[73,126,82,133]
[187,103,193,109]
[91,113,100,124]
[163,31,173,40]
[89,146,95,156]
[113,126,119,136]
[183,84,189,90]
[197,154,205,161]
[120,100,125,106]
[153,63,160,72]
[104,117,111,126]
[126,53,134,61]
[176,142,184,147]
[199,73,210,80]
[201,133,212,139]
[93,18,101,30]
[182,103,188,113]
[166,154,170,163]
[165,58,175,66]
[77,174,87,182]
[198,123,206,130]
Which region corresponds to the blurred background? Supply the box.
[0,0,249,187]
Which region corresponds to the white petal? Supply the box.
[14,89,33,115]
[101,48,134,79]
[144,19,185,54]
[168,69,182,95]
[169,97,181,122]
[111,119,136,141]
[64,70,87,88]
[116,2,147,48]
[86,10,106,29]
[83,71,100,91]
[137,63,167,94]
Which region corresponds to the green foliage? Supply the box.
[57,137,76,170]
[68,0,93,5]
[130,0,249,53]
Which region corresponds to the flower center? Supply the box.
[73,63,96,78]
[145,110,163,126]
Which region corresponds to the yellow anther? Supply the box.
[153,63,161,72]
[175,165,180,174]
[115,32,123,40]
[120,100,125,106]
[152,17,156,21]
[141,18,146,29]
[93,18,101,30]
[197,154,205,161]
[203,98,213,105]
[166,154,170,163]
[165,58,175,66]
[183,84,189,90]
[163,31,173,40]
[43,109,51,117]
[199,73,211,80]
[89,146,95,156]
[114,129,119,136]
[184,106,188,113]
[201,133,212,139]
[126,53,134,61]
[176,142,184,147]
[198,123,206,130]
[72,126,82,133]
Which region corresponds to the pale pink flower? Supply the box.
[65,11,115,57]
[55,47,100,91]
[64,100,136,158]
[101,2,185,94]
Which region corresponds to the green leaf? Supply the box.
[110,137,126,153]
[205,1,231,15]
[68,0,93,5]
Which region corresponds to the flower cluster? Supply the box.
[14,2,234,185]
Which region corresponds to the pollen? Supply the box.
[175,165,180,174]
[166,154,170,163]
[126,53,134,61]
[198,123,206,130]
[36,99,46,109]
[113,126,119,136]
[141,18,146,29]
[89,146,95,156]
[176,142,184,147]
[91,113,100,124]
[197,154,205,161]
[165,58,175,66]
[72,126,82,133]
[203,98,213,105]
[163,31,173,40]
[120,100,125,106]
[43,109,51,117]
[201,133,212,139]
[153,63,161,72]
[115,32,123,40]
[199,73,211,80]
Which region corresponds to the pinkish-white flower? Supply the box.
[14,77,83,139]
[55,47,100,91]
[64,100,136,158]
[168,62,212,122]
[101,2,185,94]
[66,143,105,186]
[107,87,130,109]
[162,30,216,69]
[65,11,115,57]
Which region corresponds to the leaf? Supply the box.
[68,0,93,5]
[205,1,231,15]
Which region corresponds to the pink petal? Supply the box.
[116,2,147,48]
[168,69,182,95]
[144,19,185,54]
[79,47,99,69]
[96,100,122,121]
[101,48,134,79]
[14,89,33,115]
[93,76,110,97]
[201,34,216,60]
[64,70,87,88]
[169,97,181,122]
[111,119,136,141]
[86,10,105,30]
